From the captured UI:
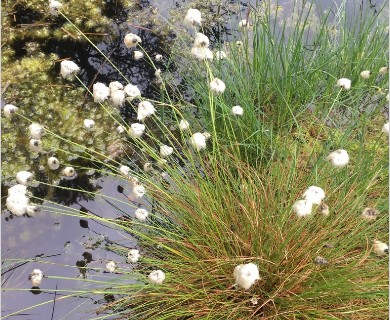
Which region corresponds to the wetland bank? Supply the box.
[2,0,389,319]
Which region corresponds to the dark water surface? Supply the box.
[2,0,387,318]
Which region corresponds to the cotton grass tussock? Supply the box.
[3,104,18,118]
[129,123,145,138]
[326,149,349,168]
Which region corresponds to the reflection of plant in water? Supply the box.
[2,0,390,319]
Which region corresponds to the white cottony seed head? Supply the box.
[128,249,141,263]
[137,101,156,121]
[326,149,349,168]
[29,269,43,287]
[124,33,142,48]
[60,60,80,80]
[29,123,44,139]
[231,105,243,116]
[190,132,207,151]
[209,78,226,94]
[16,171,33,186]
[116,125,125,133]
[124,84,141,100]
[215,50,227,60]
[48,157,60,170]
[63,167,76,177]
[382,122,389,135]
[133,50,144,60]
[119,165,130,176]
[233,263,260,290]
[29,139,43,152]
[360,70,371,79]
[238,19,249,29]
[302,186,325,205]
[372,240,388,256]
[135,208,149,221]
[111,90,126,108]
[155,54,163,61]
[148,270,165,284]
[194,33,210,48]
[361,207,380,221]
[160,145,173,158]
[191,47,213,61]
[133,185,146,198]
[184,8,202,28]
[292,199,313,217]
[109,81,123,93]
[129,123,146,138]
[93,82,110,103]
[49,0,63,15]
[106,261,116,273]
[84,119,95,130]
[6,193,29,216]
[379,66,388,74]
[179,119,190,130]
[4,104,19,118]
[336,78,351,90]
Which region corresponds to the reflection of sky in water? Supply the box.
[2,176,144,319]
[2,0,387,318]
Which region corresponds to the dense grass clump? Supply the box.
[2,0,388,319]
